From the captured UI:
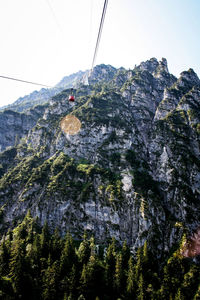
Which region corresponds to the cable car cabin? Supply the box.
[68,88,75,102]
[68,95,75,102]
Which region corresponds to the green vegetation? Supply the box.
[0,214,199,300]
[72,89,131,131]
[0,147,18,179]
[0,150,125,208]
[0,154,42,190]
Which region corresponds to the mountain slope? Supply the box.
[0,58,199,256]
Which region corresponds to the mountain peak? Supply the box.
[137,57,159,73]
[179,68,200,86]
[88,64,117,83]
[159,57,169,73]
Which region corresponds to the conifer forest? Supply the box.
[0,212,200,300]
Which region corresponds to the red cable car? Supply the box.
[68,88,75,102]
[68,95,75,101]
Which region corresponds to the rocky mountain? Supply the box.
[0,57,199,257]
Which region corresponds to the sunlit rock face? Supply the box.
[154,69,200,121]
[181,227,200,257]
[0,58,200,256]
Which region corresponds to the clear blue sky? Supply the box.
[0,0,200,107]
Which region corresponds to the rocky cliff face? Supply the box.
[0,105,46,152]
[0,58,199,256]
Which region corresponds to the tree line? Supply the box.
[0,211,200,299]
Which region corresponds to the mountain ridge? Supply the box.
[0,57,199,257]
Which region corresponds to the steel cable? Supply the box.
[0,75,53,88]
[90,0,108,73]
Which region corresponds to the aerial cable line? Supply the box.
[45,0,63,36]
[0,75,53,88]
[90,0,109,73]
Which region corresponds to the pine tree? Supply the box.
[0,236,10,276]
[51,227,62,261]
[174,288,184,300]
[105,238,117,297]
[180,265,200,299]
[142,241,156,294]
[159,251,187,300]
[159,265,171,299]
[32,232,42,261]
[114,253,123,296]
[79,264,87,297]
[25,232,44,298]
[60,232,77,277]
[60,233,78,298]
[40,221,50,258]
[126,256,135,297]
[42,260,60,300]
[121,240,131,291]
[9,240,31,299]
[86,240,104,299]
[79,237,104,299]
[121,240,130,270]
[134,243,154,300]
[68,264,79,299]
[137,273,145,300]
[134,247,143,282]
[89,236,96,258]
[77,232,90,266]
[143,241,148,264]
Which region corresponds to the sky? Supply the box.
[0,0,200,107]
